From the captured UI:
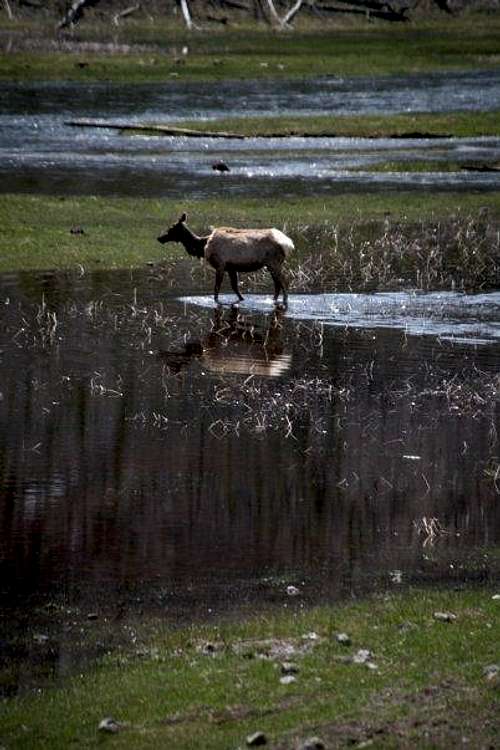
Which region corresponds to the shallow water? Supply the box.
[1,72,500,197]
[1,267,499,689]
[184,290,500,345]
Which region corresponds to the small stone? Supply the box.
[87,612,98,621]
[286,585,300,596]
[483,664,499,680]
[98,717,122,733]
[335,632,351,646]
[389,569,403,584]
[301,737,325,750]
[302,632,319,641]
[281,662,299,675]
[246,730,267,746]
[433,611,457,623]
[280,675,297,685]
[70,226,85,235]
[491,594,500,600]
[352,649,372,664]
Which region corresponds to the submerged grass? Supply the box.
[1,192,500,278]
[0,587,498,748]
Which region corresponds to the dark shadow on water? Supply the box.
[0,267,499,692]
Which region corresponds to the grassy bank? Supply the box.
[1,193,500,290]
[1,15,500,82]
[0,587,498,749]
[2,192,499,291]
[164,111,500,138]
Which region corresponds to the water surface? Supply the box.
[1,72,500,197]
[1,270,499,650]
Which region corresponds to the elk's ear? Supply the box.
[180,212,187,223]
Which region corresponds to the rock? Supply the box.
[281,661,299,674]
[352,649,372,664]
[70,226,85,235]
[302,632,319,641]
[335,632,351,646]
[301,737,326,750]
[483,664,499,680]
[246,730,267,746]
[87,612,98,620]
[280,675,297,685]
[98,717,122,733]
[286,585,300,596]
[433,611,457,623]
[491,594,500,600]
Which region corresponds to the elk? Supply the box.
[157,213,294,305]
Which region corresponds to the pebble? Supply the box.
[433,611,457,623]
[352,649,372,664]
[281,662,299,674]
[280,675,297,685]
[286,585,300,596]
[483,664,499,680]
[98,717,122,733]
[246,730,267,746]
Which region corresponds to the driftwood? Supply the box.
[113,3,141,25]
[462,162,500,173]
[65,118,246,138]
[57,0,101,28]
[2,0,14,19]
[261,0,304,27]
[313,0,409,20]
[179,0,200,29]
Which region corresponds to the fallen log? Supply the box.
[65,119,246,139]
[113,3,141,25]
[461,162,500,173]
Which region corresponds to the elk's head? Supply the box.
[157,213,187,244]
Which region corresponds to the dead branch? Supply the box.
[2,0,14,19]
[113,2,141,25]
[179,0,201,29]
[57,0,101,29]
[313,0,409,20]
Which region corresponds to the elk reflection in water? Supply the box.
[159,306,291,377]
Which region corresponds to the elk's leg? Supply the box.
[228,268,244,301]
[268,266,288,305]
[214,267,225,303]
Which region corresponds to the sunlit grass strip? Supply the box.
[170,111,500,138]
[0,588,498,749]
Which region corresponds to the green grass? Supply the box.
[2,15,500,82]
[166,111,500,138]
[1,192,500,274]
[1,588,499,749]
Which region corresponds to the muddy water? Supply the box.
[1,267,499,690]
[2,73,500,197]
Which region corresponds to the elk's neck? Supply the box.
[181,226,207,259]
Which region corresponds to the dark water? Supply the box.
[1,267,499,689]
[1,73,500,197]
